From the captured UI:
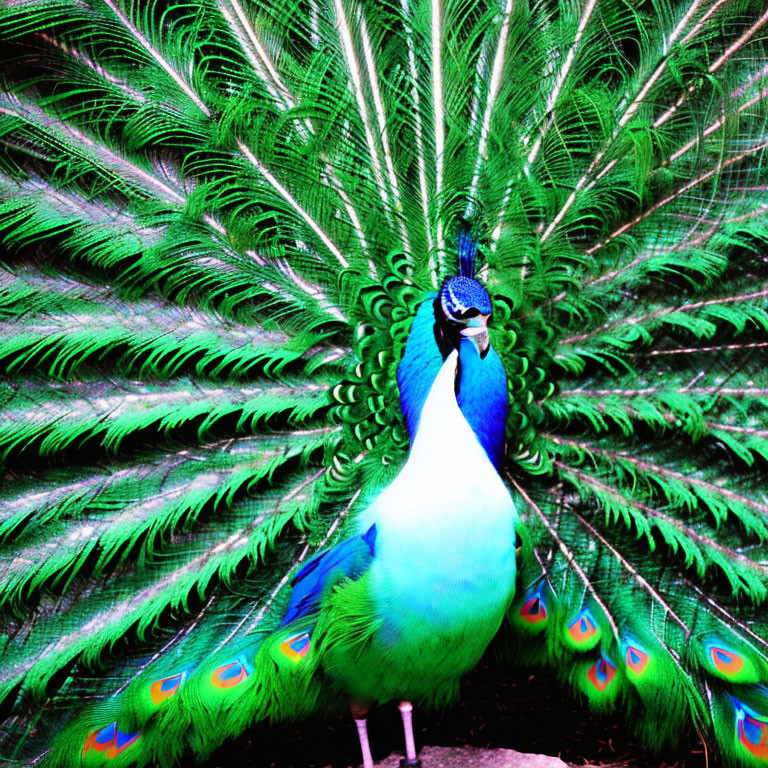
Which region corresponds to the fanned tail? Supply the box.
[489,0,768,761]
[1,0,768,764]
[44,624,331,767]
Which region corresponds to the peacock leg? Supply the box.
[353,717,374,768]
[351,700,375,768]
[398,701,422,767]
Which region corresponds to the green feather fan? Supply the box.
[1,0,768,764]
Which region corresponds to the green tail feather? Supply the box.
[45,627,329,767]
[2,0,768,763]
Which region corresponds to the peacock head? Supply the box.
[435,276,493,359]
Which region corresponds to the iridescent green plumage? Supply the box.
[1,0,768,764]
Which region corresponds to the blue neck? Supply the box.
[397,298,508,470]
[456,338,508,470]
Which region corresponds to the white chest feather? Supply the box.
[357,352,518,630]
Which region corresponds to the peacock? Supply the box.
[1,0,768,764]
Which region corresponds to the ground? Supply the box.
[364,745,569,767]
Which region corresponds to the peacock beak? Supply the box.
[460,313,490,358]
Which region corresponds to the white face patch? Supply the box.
[447,282,468,316]
[441,283,468,322]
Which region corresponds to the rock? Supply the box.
[355,745,570,767]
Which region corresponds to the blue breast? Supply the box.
[456,337,508,470]
[397,298,508,470]
[396,300,443,442]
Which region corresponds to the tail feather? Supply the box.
[2,0,768,764]
[507,502,768,764]
[45,627,332,767]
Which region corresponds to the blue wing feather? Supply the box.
[280,524,377,626]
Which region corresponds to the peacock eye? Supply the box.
[458,308,480,320]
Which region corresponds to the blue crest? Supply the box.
[458,229,478,277]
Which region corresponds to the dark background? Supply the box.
[201,661,710,768]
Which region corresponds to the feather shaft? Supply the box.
[236,139,349,269]
[508,474,621,642]
[98,0,210,116]
[431,0,445,278]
